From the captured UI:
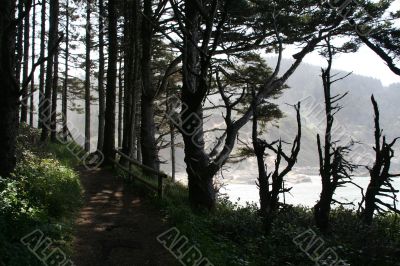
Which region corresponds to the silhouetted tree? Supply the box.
[314,38,357,231]
[360,95,400,224]
[50,46,59,142]
[38,0,46,128]
[96,0,105,151]
[171,0,343,209]
[62,0,70,141]
[84,0,91,152]
[21,0,31,123]
[253,100,301,232]
[102,0,118,164]
[41,0,59,141]
[0,0,20,177]
[29,0,36,126]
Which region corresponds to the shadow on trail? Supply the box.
[71,167,176,266]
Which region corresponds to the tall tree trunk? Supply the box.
[180,0,216,209]
[21,0,31,123]
[362,96,400,224]
[167,88,176,182]
[50,47,59,141]
[252,107,269,219]
[0,0,19,177]
[314,183,334,231]
[96,0,105,151]
[314,62,335,231]
[362,184,378,225]
[62,0,69,141]
[38,0,46,128]
[121,0,133,162]
[312,40,354,231]
[102,0,118,164]
[140,96,158,169]
[170,125,176,181]
[15,0,24,103]
[129,0,140,160]
[40,0,59,141]
[84,0,91,152]
[29,0,36,126]
[118,53,123,148]
[140,0,158,171]
[136,92,141,162]
[130,56,140,160]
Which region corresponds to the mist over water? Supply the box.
[221,176,400,208]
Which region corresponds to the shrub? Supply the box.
[0,126,83,266]
[160,182,400,266]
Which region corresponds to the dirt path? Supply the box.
[71,167,177,266]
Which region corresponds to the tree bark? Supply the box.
[140,0,159,171]
[50,46,59,142]
[38,0,46,128]
[170,124,176,182]
[314,183,334,231]
[312,40,353,231]
[84,0,91,152]
[252,109,269,219]
[96,0,105,151]
[118,53,123,148]
[363,181,378,224]
[62,0,69,141]
[0,0,19,177]
[15,0,24,104]
[40,0,58,141]
[102,0,118,164]
[135,90,141,162]
[362,96,400,224]
[120,0,134,162]
[29,0,36,126]
[141,96,158,170]
[180,0,216,209]
[129,0,140,160]
[21,0,31,123]
[167,89,176,182]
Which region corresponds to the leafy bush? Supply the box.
[0,125,83,266]
[160,182,400,266]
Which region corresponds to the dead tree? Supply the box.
[252,100,301,231]
[313,39,357,231]
[360,95,400,224]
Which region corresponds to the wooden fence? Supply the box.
[109,149,168,198]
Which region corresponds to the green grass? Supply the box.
[0,124,83,266]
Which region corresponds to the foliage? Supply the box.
[0,125,83,266]
[159,182,400,266]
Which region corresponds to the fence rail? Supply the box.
[110,149,167,198]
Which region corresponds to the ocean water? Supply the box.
[220,176,400,209]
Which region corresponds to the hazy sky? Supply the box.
[297,46,400,87]
[287,0,400,87]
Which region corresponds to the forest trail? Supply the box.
[71,167,176,266]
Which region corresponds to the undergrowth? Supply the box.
[114,151,400,265]
[159,181,400,265]
[0,124,83,266]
